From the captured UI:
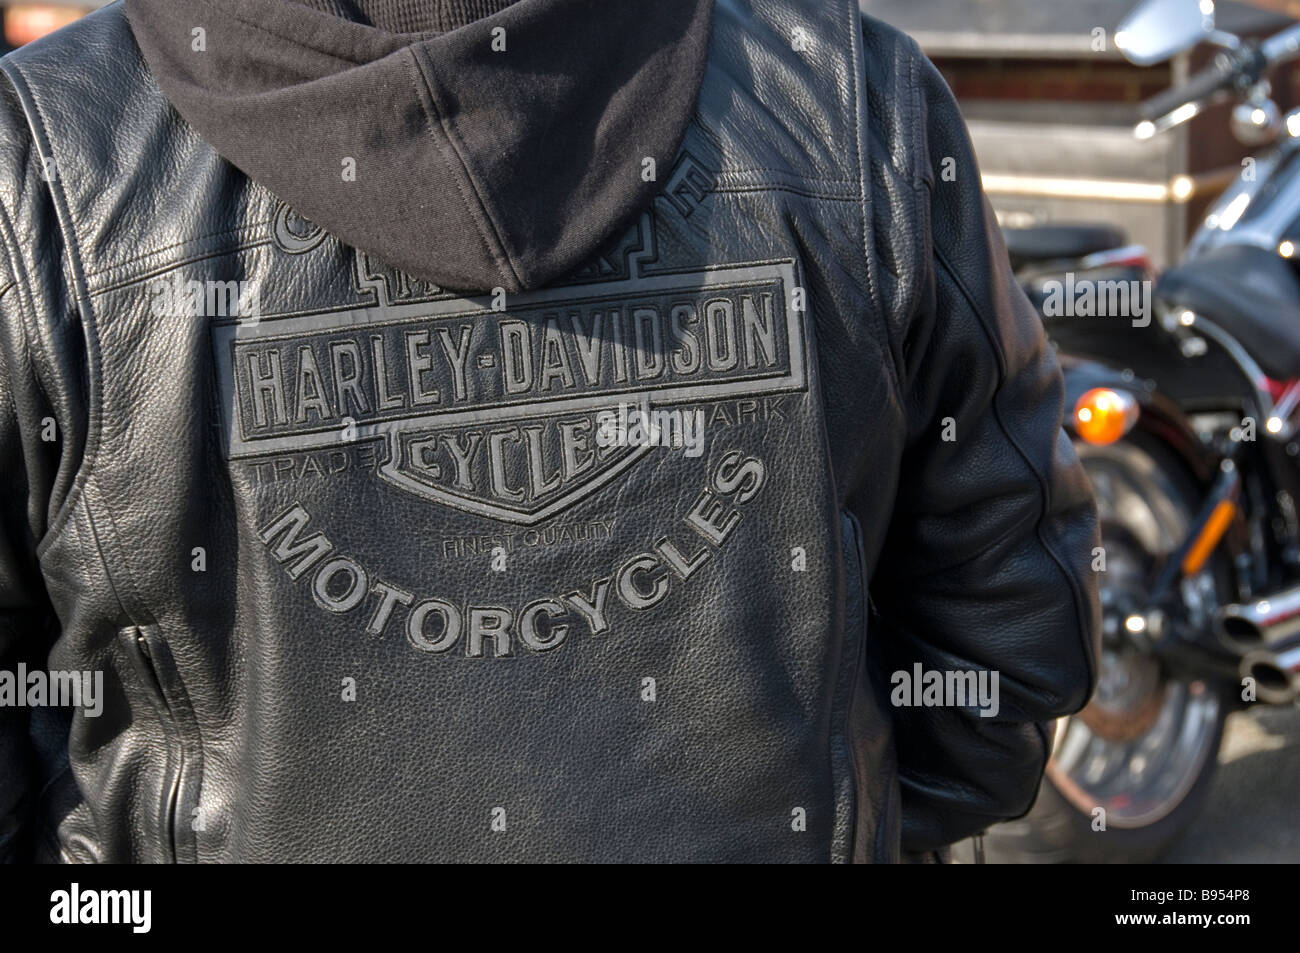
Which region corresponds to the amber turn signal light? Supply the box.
[1074,388,1139,445]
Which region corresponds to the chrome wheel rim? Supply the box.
[1046,441,1221,828]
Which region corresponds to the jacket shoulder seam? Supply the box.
[852,7,904,403]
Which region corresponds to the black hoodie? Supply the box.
[123,0,713,292]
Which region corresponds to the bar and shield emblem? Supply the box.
[213,260,808,523]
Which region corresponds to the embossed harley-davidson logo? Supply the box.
[213,231,808,523]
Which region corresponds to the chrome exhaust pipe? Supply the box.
[1217,586,1300,704]
[1239,650,1300,705]
[1218,586,1300,646]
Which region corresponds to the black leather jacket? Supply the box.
[0,0,1100,862]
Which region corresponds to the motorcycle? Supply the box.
[985,0,1300,863]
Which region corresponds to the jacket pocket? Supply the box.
[123,625,202,863]
[830,510,869,862]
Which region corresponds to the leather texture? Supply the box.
[0,0,1100,862]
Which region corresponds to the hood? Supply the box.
[122,0,714,292]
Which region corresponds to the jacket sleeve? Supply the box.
[0,278,56,862]
[869,43,1103,852]
[0,73,78,861]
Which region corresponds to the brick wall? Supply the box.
[933,57,1170,103]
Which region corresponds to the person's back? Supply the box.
[0,0,1099,862]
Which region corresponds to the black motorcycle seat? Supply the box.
[1002,223,1128,269]
[1157,243,1300,381]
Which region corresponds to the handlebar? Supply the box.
[1134,22,1300,137]
[1138,52,1243,121]
[1261,22,1300,67]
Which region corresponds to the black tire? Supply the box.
[975,433,1232,864]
